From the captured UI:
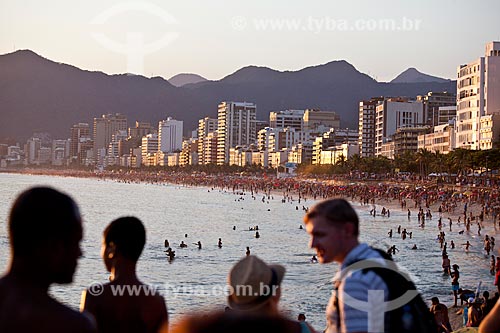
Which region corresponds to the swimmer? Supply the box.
[246,247,250,256]
[180,241,187,248]
[310,255,318,263]
[196,241,202,250]
[218,238,222,248]
[255,231,260,238]
[164,239,169,248]
[412,244,417,250]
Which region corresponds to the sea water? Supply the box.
[0,173,497,329]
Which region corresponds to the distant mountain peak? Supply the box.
[391,67,450,83]
[168,73,207,87]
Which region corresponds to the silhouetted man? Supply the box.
[0,187,95,333]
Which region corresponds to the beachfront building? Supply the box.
[479,114,500,150]
[158,117,183,154]
[197,117,217,165]
[320,143,359,165]
[25,137,41,165]
[229,146,261,166]
[216,101,257,165]
[51,139,69,166]
[106,130,128,167]
[456,41,500,150]
[358,97,384,158]
[303,109,340,131]
[269,109,305,131]
[379,141,395,160]
[203,131,218,165]
[418,121,456,154]
[392,126,430,156]
[93,114,127,162]
[70,123,91,164]
[141,133,158,167]
[416,91,456,126]
[375,98,424,156]
[312,128,358,165]
[180,138,199,166]
[288,142,313,164]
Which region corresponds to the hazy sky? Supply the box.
[2,0,499,81]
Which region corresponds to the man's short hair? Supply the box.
[304,198,359,236]
[104,216,146,261]
[9,187,81,256]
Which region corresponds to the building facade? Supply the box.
[158,117,183,153]
[456,41,500,150]
[358,97,384,158]
[216,101,257,165]
[375,98,424,156]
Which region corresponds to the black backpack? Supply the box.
[334,247,437,333]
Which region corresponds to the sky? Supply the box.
[1,0,500,82]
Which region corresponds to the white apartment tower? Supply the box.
[375,98,424,156]
[456,41,500,150]
[216,101,257,165]
[158,117,183,153]
[197,117,218,165]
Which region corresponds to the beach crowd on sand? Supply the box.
[1,169,500,332]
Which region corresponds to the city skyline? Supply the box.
[2,0,500,82]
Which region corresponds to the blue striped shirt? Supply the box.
[326,243,389,333]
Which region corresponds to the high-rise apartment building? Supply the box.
[456,41,500,150]
[158,117,183,153]
[197,117,217,165]
[375,98,424,156]
[141,133,158,166]
[269,110,305,130]
[358,97,384,158]
[70,123,90,160]
[93,114,127,160]
[216,101,257,165]
[416,92,456,126]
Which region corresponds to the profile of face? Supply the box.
[306,216,350,264]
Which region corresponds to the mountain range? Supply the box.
[0,50,456,141]
[168,73,207,87]
[390,67,451,84]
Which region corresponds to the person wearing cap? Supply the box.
[430,297,452,333]
[227,255,315,332]
[466,297,481,327]
[304,198,390,333]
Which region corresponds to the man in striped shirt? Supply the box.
[305,198,389,333]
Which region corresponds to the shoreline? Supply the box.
[2,168,499,331]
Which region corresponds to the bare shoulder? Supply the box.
[0,279,96,333]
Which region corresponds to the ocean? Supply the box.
[0,172,497,329]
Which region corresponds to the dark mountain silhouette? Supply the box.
[390,67,450,83]
[168,73,207,87]
[0,50,456,140]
